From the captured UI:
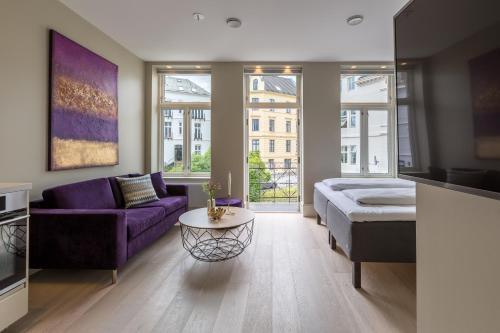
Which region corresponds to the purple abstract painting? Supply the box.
[49,30,118,170]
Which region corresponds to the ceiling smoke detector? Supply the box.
[193,13,205,22]
[226,18,242,28]
[347,15,364,26]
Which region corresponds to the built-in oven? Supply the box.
[0,191,28,297]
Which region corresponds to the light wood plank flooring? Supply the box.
[7,213,416,333]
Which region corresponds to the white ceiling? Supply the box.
[60,0,409,62]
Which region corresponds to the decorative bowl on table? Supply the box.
[208,207,226,221]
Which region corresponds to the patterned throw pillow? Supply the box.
[116,175,159,208]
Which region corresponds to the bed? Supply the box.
[313,179,416,288]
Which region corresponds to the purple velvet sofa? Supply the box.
[29,174,188,283]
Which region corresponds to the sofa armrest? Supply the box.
[29,208,127,270]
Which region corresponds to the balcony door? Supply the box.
[244,71,302,212]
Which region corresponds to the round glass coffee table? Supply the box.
[179,207,255,262]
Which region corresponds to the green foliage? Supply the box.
[192,147,211,173]
[164,148,211,173]
[248,151,272,202]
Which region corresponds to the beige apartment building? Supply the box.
[248,76,298,169]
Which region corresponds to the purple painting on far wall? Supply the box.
[469,48,500,159]
[49,30,118,170]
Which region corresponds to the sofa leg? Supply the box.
[112,269,118,284]
[330,233,337,250]
[328,230,331,244]
[316,214,321,225]
[352,262,361,289]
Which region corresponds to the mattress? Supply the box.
[314,182,416,222]
[322,177,415,191]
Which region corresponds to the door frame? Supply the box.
[243,72,303,212]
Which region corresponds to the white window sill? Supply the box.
[163,176,210,184]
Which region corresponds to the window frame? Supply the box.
[158,72,211,178]
[243,70,303,209]
[340,71,395,177]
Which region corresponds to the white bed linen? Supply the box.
[342,188,416,206]
[322,177,415,191]
[314,182,416,222]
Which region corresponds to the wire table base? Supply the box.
[180,219,254,262]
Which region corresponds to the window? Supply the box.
[269,139,275,152]
[347,76,356,91]
[350,145,357,164]
[341,145,348,163]
[164,121,172,139]
[192,109,205,120]
[340,71,394,175]
[252,139,260,151]
[286,140,292,153]
[160,72,211,176]
[252,119,260,131]
[341,110,358,129]
[269,119,275,132]
[194,123,202,140]
[175,145,183,162]
[268,159,275,169]
[245,71,302,212]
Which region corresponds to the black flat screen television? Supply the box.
[395,0,500,198]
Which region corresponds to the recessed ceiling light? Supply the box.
[226,18,242,28]
[351,65,357,69]
[193,13,205,22]
[166,65,172,69]
[347,15,364,26]
[401,62,407,66]
[381,65,387,69]
[195,65,201,69]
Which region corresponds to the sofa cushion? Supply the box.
[108,174,130,208]
[116,175,159,208]
[42,178,116,209]
[126,207,165,239]
[150,172,168,198]
[134,196,187,215]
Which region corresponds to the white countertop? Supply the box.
[0,183,32,194]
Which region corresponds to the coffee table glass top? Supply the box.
[179,207,255,229]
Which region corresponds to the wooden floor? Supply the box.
[8,214,416,333]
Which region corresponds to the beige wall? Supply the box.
[145,62,342,211]
[302,63,341,212]
[416,183,500,332]
[0,0,145,199]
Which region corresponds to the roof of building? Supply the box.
[165,77,210,96]
[262,76,296,96]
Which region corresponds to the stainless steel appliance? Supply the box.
[0,191,28,297]
[0,184,30,331]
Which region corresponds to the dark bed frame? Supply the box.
[314,187,416,288]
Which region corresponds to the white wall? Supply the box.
[0,0,145,199]
[417,183,500,332]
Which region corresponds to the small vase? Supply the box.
[207,198,216,213]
